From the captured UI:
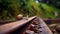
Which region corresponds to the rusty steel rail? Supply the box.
[0,16,53,34]
[37,18,53,34]
[0,16,36,34]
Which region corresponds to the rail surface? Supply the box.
[0,16,53,34]
[37,18,53,34]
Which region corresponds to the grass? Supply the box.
[25,0,60,18]
[41,3,60,12]
[26,0,42,17]
[39,3,60,18]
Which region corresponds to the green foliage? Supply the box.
[39,3,60,18]
[0,0,38,20]
[0,0,20,19]
[0,0,60,20]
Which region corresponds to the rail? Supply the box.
[0,16,53,34]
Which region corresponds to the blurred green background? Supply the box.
[0,0,60,21]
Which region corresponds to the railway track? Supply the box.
[0,16,53,34]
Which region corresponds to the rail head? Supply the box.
[0,16,37,34]
[38,18,53,34]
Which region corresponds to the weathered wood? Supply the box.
[44,18,60,24]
